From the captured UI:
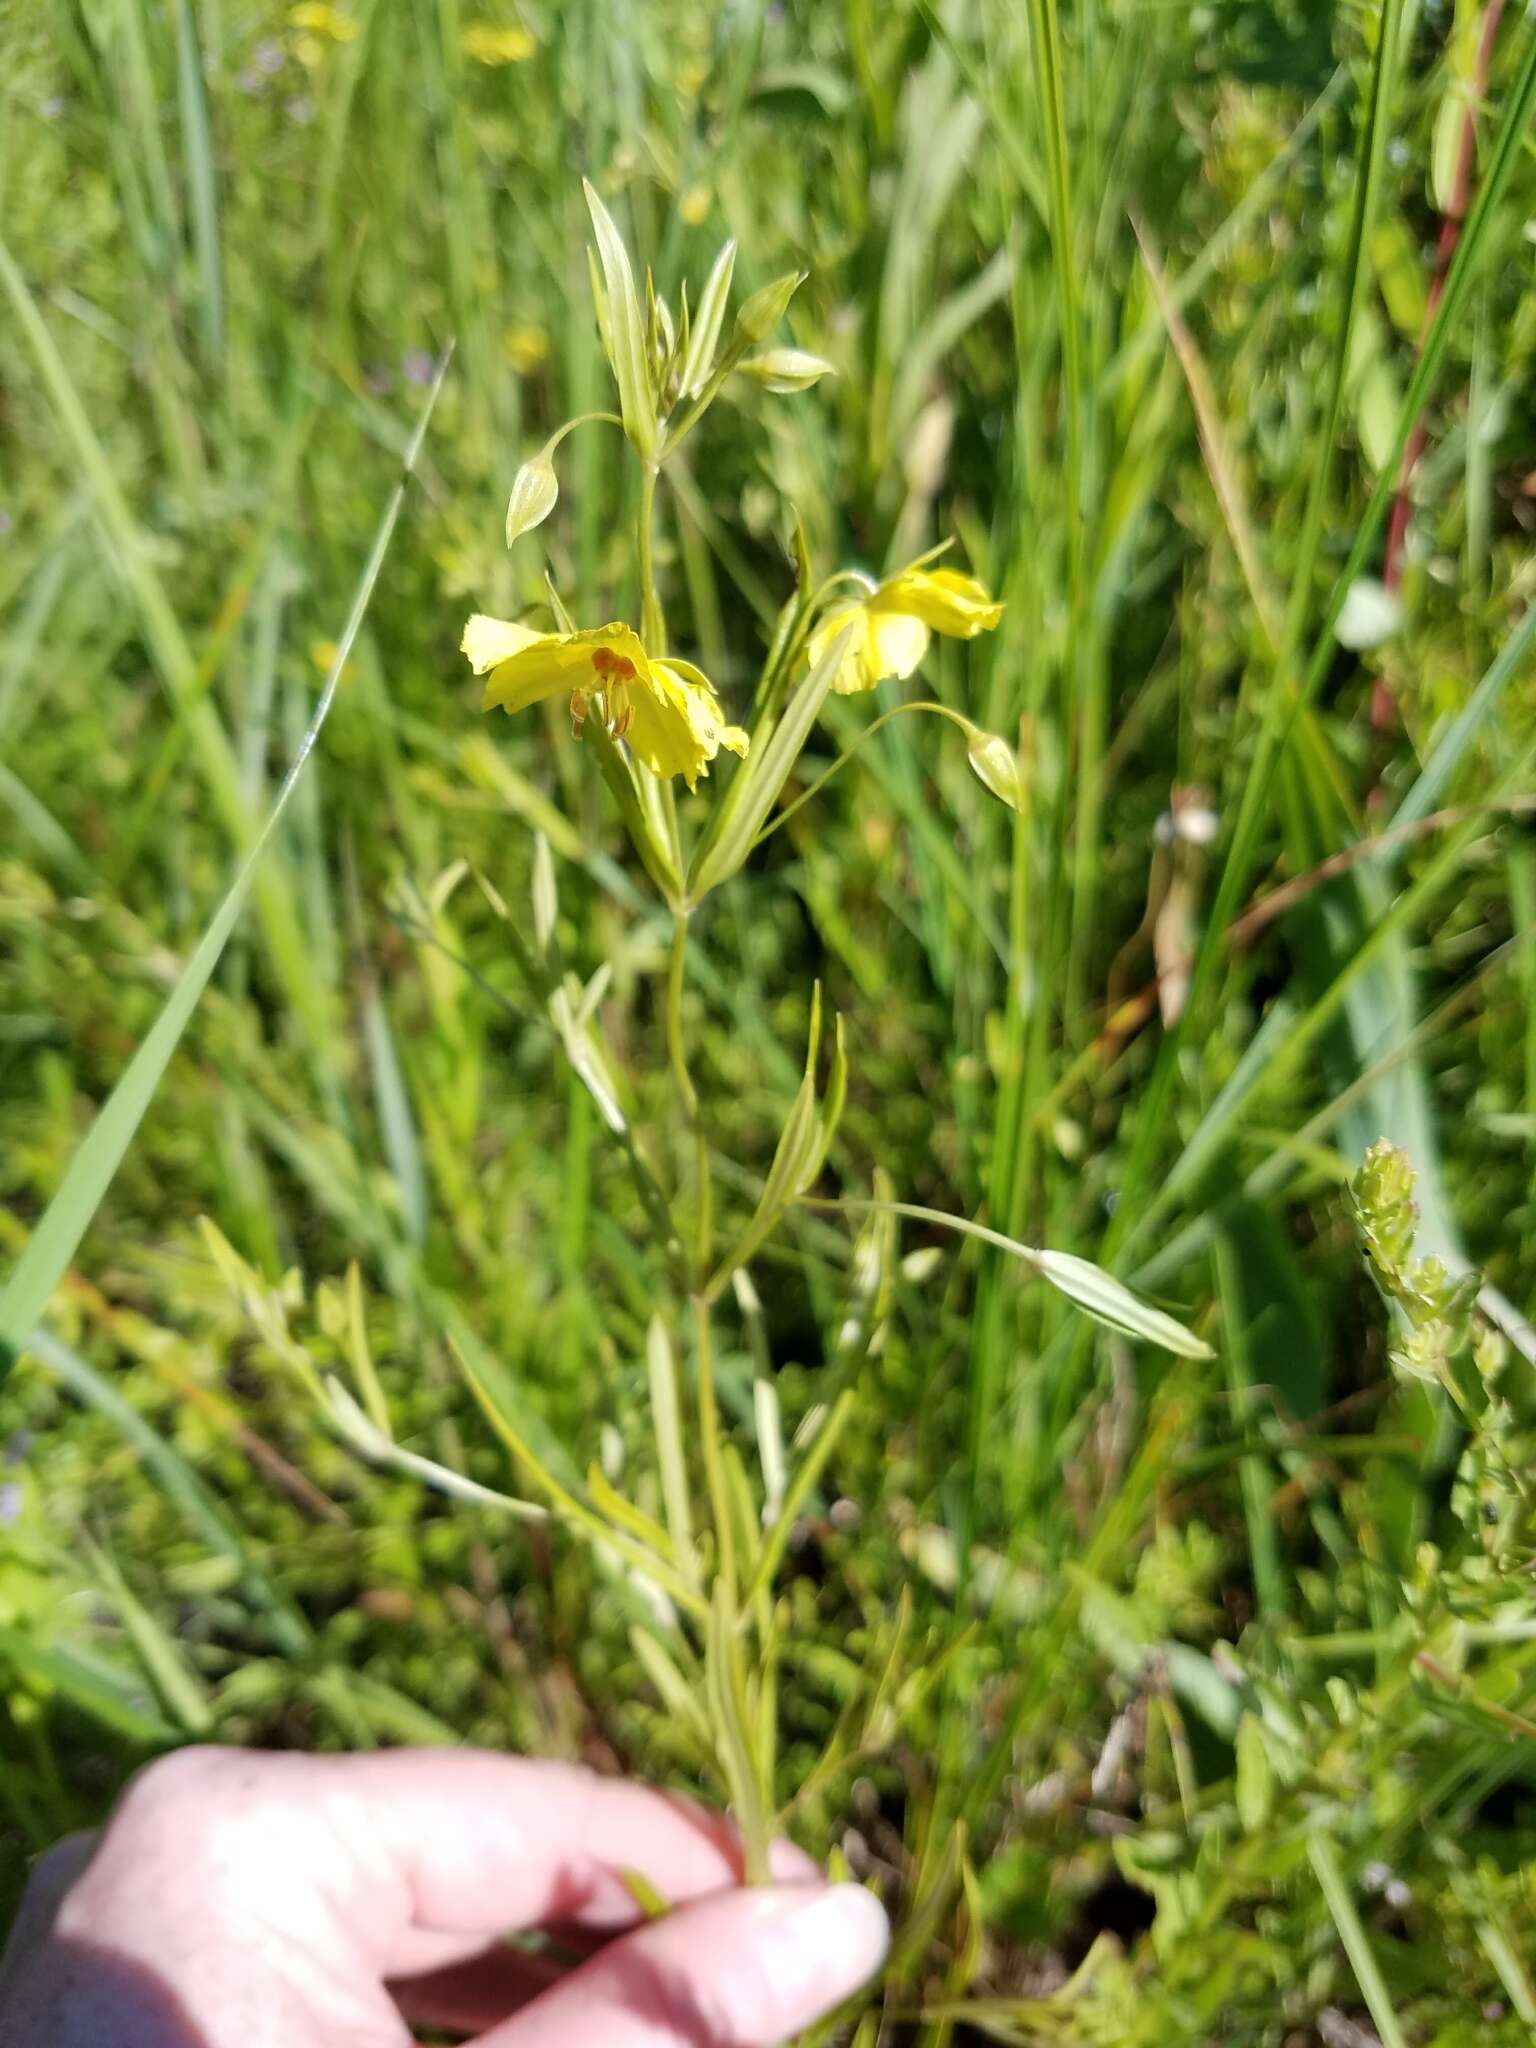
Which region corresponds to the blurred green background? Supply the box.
[4,0,1536,2039]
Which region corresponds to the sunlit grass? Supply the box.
[3,1,1536,2037]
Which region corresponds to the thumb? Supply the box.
[482,1881,888,2048]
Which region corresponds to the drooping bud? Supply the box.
[504,453,559,546]
[961,723,1025,813]
[737,348,835,394]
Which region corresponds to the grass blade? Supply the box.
[171,0,222,372]
[1308,1834,1409,2048]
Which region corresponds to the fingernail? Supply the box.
[755,1883,890,2024]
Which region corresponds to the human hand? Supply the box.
[0,1747,888,2047]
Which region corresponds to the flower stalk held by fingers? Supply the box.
[462,615,748,791]
[806,562,1005,696]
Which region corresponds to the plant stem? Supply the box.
[636,461,686,883]
[665,913,700,1118]
[750,700,978,851]
[638,459,665,651]
[666,912,713,1277]
[1309,1835,1410,2048]
[544,408,625,453]
[692,1291,736,1597]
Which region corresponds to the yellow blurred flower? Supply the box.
[501,323,549,373]
[806,562,1004,696]
[679,183,710,227]
[463,615,748,790]
[309,638,353,680]
[289,3,358,40]
[461,21,536,63]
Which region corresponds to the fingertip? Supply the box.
[765,1836,824,1885]
[781,1882,890,2002]
[483,1877,890,2046]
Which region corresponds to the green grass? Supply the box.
[4,1,1536,2040]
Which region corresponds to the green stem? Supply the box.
[750,701,976,851]
[542,409,625,455]
[1309,1835,1410,2048]
[666,913,700,1119]
[659,335,750,459]
[693,1292,736,1597]
[667,913,713,1279]
[638,460,665,652]
[634,463,686,882]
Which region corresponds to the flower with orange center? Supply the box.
[462,616,748,790]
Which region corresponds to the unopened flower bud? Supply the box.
[733,270,804,344]
[505,455,559,547]
[738,348,835,394]
[963,724,1024,812]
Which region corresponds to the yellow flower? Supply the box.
[308,637,352,680]
[289,3,358,39]
[461,21,536,63]
[462,616,748,791]
[806,563,1005,696]
[501,322,549,373]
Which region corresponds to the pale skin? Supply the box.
[0,1748,889,2048]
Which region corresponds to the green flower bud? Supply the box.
[737,348,835,394]
[732,270,804,344]
[962,724,1024,812]
[505,455,559,547]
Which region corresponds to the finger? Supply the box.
[481,1882,889,2048]
[76,1747,818,1982]
[324,1751,818,1967]
[390,1942,565,2034]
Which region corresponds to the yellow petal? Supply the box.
[807,604,871,695]
[862,607,929,687]
[641,658,750,787]
[626,665,712,788]
[654,657,730,740]
[481,621,652,716]
[481,643,577,715]
[877,567,1004,637]
[462,613,544,675]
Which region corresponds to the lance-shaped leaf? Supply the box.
[687,625,849,901]
[1028,1248,1212,1359]
[647,1314,699,1585]
[809,1198,1212,1360]
[583,179,658,458]
[680,236,737,396]
[707,987,844,1296]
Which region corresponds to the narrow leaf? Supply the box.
[583,180,658,457]
[680,236,737,396]
[687,625,849,899]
